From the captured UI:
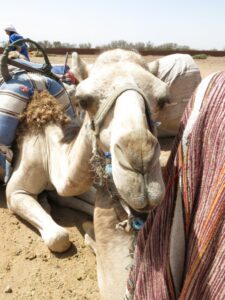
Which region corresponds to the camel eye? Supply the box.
[78,97,88,109]
[76,94,96,110]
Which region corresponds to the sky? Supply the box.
[0,0,225,50]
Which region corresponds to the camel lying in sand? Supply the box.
[5,90,93,252]
[74,49,168,211]
[3,49,168,258]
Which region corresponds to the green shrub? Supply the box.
[192,54,208,59]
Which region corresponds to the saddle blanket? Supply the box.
[0,71,75,146]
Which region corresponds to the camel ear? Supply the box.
[70,52,91,82]
[148,60,159,77]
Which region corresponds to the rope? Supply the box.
[89,125,110,187]
[93,85,151,131]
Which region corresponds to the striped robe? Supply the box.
[125,71,225,299]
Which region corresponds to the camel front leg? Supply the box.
[47,190,95,216]
[6,188,71,253]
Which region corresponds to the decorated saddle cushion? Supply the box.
[0,71,75,146]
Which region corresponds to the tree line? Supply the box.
[31,40,193,50]
[0,39,223,51]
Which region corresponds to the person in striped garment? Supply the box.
[125,71,225,300]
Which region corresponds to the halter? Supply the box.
[89,85,155,231]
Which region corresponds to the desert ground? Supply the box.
[0,53,224,300]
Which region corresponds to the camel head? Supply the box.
[74,49,169,212]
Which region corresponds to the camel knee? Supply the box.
[6,193,19,212]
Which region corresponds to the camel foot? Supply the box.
[41,226,71,253]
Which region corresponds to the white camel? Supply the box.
[64,49,172,299]
[2,49,168,257]
[74,49,169,211]
[4,90,94,253]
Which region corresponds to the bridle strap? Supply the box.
[91,85,153,135]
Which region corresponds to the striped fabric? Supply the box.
[125,71,225,299]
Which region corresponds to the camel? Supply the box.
[46,51,201,299]
[63,49,172,299]
[2,49,168,257]
[74,49,169,211]
[0,52,93,252]
[4,90,94,253]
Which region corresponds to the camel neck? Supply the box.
[46,119,93,196]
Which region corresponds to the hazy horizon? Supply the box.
[1,0,225,50]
